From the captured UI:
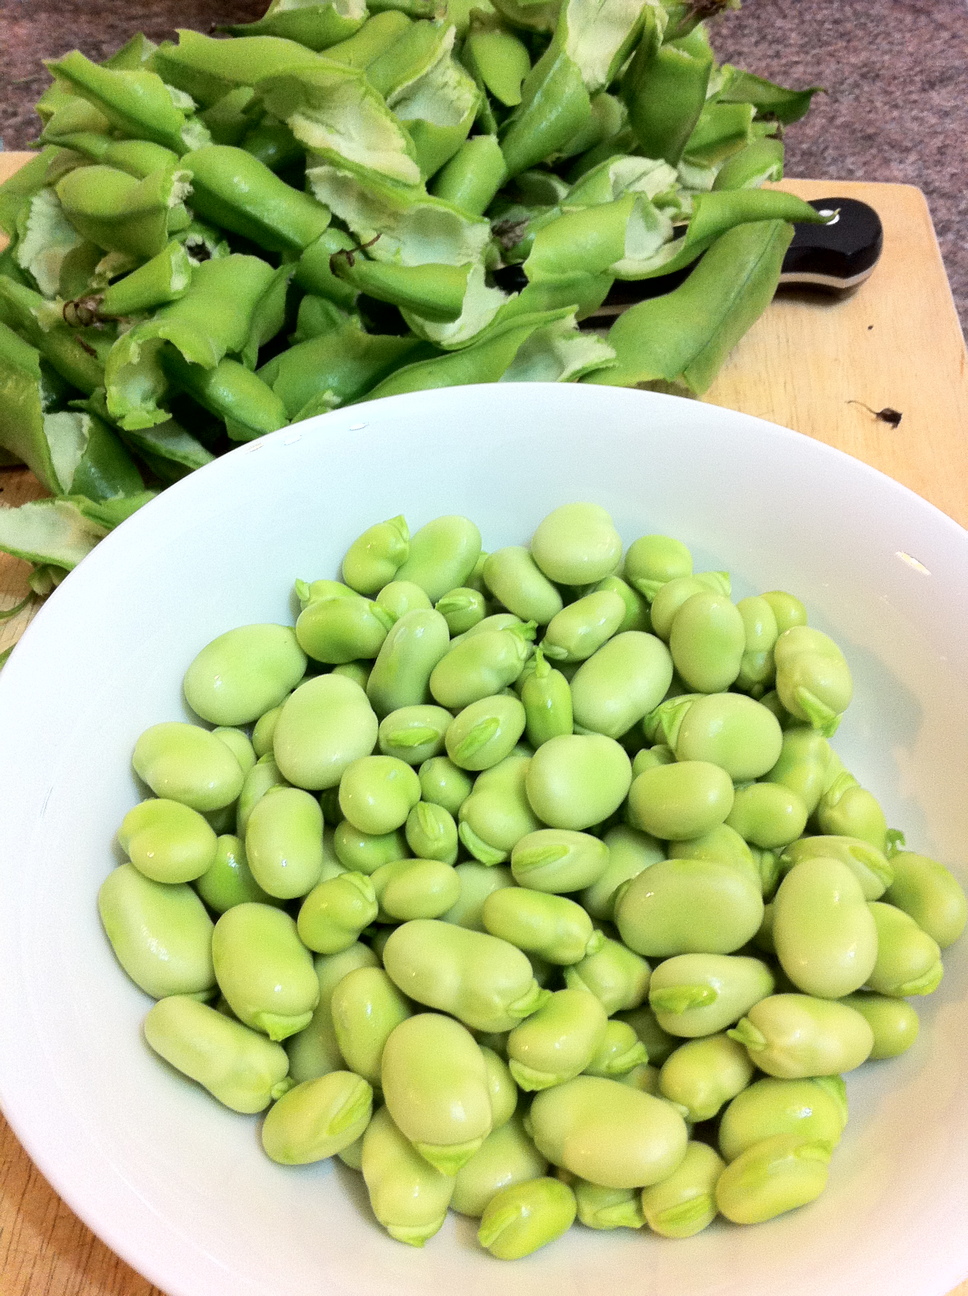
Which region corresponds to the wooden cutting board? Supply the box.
[1,152,967,1296]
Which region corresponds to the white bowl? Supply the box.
[1,383,968,1296]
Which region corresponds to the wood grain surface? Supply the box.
[1,150,967,1296]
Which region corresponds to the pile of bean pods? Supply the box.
[98,502,968,1258]
[0,0,826,602]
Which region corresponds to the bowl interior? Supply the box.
[1,382,967,1296]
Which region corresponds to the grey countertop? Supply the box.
[1,0,965,331]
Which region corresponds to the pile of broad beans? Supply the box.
[98,502,968,1258]
[0,0,824,596]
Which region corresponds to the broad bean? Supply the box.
[524,734,632,830]
[143,995,292,1113]
[718,1075,847,1162]
[478,1176,577,1260]
[183,623,306,726]
[133,721,244,812]
[212,902,319,1040]
[261,1070,373,1164]
[640,1140,725,1238]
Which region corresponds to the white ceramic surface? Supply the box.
[1,383,967,1296]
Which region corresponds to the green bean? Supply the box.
[647,952,775,1037]
[616,858,764,958]
[330,965,412,1084]
[245,785,325,899]
[524,733,632,830]
[341,514,410,594]
[506,986,608,1090]
[728,993,874,1077]
[297,870,379,953]
[132,721,245,812]
[570,631,673,739]
[440,862,515,930]
[483,886,601,964]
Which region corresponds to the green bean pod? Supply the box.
[143,995,292,1113]
[381,1012,493,1172]
[98,863,216,999]
[212,902,319,1040]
